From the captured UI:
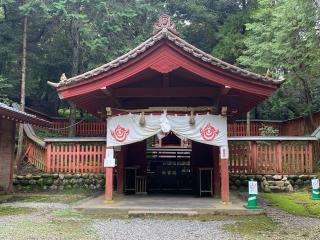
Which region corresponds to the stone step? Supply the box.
[128,210,198,216]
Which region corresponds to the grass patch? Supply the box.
[0,207,36,216]
[224,215,276,236]
[0,190,98,205]
[263,192,320,218]
[0,218,97,239]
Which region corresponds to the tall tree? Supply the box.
[217,0,320,127]
[15,5,28,169]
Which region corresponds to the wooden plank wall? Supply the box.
[45,143,105,173]
[229,141,315,174]
[26,138,47,172]
[281,112,320,136]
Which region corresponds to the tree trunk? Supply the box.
[15,15,28,170]
[68,18,80,137]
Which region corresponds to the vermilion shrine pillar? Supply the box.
[105,145,115,201]
[220,159,229,202]
[105,167,113,201]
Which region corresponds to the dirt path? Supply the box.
[258,199,320,240]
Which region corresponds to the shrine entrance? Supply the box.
[147,147,192,194]
[121,133,221,197]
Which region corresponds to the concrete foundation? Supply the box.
[75,193,264,216]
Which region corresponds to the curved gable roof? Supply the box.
[49,15,283,91]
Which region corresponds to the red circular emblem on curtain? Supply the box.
[200,123,219,141]
[111,125,129,142]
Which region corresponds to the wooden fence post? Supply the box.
[276,141,282,174]
[46,143,51,173]
[251,140,257,173]
[308,141,313,174]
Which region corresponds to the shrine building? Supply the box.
[48,15,283,203]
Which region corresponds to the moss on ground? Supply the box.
[263,191,320,218]
[223,215,276,236]
[0,217,97,240]
[0,207,36,216]
[0,190,98,204]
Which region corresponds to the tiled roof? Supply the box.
[50,17,284,88]
[0,102,51,127]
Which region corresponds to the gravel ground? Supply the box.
[0,210,48,225]
[2,193,320,240]
[0,202,69,209]
[92,219,240,240]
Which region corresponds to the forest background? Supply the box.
[0,0,319,123]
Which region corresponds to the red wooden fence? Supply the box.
[229,140,315,174]
[26,138,47,172]
[52,120,106,137]
[49,119,283,137]
[46,143,106,173]
[26,137,316,174]
[227,121,282,136]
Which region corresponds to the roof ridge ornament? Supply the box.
[152,14,177,35]
[60,73,68,84]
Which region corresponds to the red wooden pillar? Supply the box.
[213,147,220,197]
[105,167,113,201]
[220,158,230,203]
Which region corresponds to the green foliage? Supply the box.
[0,75,12,104]
[238,0,320,119]
[258,125,279,136]
[0,0,319,121]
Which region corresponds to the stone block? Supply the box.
[25,174,32,180]
[82,173,89,179]
[275,181,285,187]
[272,175,282,180]
[65,174,72,179]
[299,175,308,181]
[265,175,273,180]
[296,179,303,186]
[32,175,41,180]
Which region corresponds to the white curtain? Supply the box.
[106,113,228,147]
